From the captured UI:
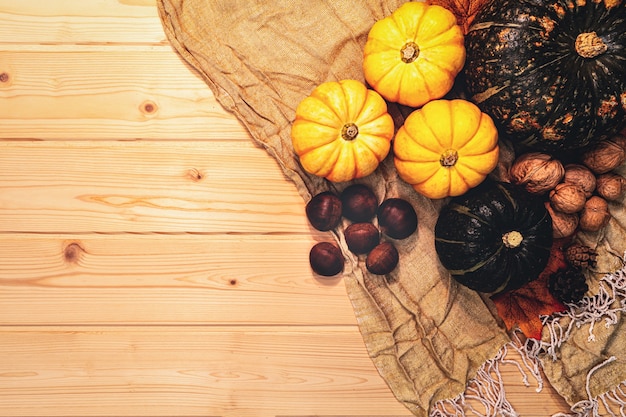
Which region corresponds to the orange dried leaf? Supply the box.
[429,0,491,34]
[491,238,570,339]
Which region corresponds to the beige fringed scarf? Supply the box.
[156,1,626,415]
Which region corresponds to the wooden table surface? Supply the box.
[0,1,574,416]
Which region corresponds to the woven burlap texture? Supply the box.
[157,1,626,415]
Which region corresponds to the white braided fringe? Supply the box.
[430,334,538,417]
[430,253,626,417]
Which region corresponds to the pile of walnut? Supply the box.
[510,132,626,239]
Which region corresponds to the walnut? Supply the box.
[509,152,564,194]
[596,172,626,201]
[549,182,587,214]
[611,132,626,150]
[579,196,611,232]
[563,164,596,198]
[545,202,579,239]
[581,138,626,174]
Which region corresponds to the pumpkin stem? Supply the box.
[575,32,607,59]
[401,42,420,63]
[341,123,359,141]
[502,231,523,249]
[440,149,458,167]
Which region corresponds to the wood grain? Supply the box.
[0,50,250,140]
[0,0,164,45]
[0,327,415,417]
[0,234,354,326]
[0,327,570,417]
[0,141,307,233]
[0,1,575,416]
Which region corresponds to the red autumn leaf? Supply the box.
[491,238,570,339]
[429,0,491,34]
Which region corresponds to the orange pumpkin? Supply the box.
[363,2,466,108]
[393,99,499,199]
[291,79,395,183]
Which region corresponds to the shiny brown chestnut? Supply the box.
[309,242,344,277]
[305,191,342,231]
[366,242,399,275]
[377,198,418,239]
[344,222,380,254]
[340,184,378,222]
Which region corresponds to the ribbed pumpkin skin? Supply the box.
[464,0,626,152]
[363,2,466,108]
[291,80,395,182]
[393,99,500,199]
[434,181,553,294]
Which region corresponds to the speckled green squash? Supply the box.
[434,181,553,294]
[464,0,626,152]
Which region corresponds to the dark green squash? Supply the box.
[464,0,626,152]
[434,181,553,294]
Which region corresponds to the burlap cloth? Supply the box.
[157,1,626,415]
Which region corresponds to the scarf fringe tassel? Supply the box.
[430,253,626,417]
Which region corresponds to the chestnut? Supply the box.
[306,191,342,231]
[366,242,399,275]
[309,242,344,277]
[344,222,380,254]
[377,198,418,239]
[340,184,378,222]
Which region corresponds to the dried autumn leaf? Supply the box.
[491,238,570,339]
[429,0,491,34]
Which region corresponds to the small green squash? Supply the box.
[434,181,553,294]
[464,0,626,152]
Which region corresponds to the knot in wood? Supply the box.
[140,100,158,115]
[187,168,204,181]
[64,242,85,264]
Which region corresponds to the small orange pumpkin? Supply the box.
[291,79,395,183]
[363,2,466,108]
[393,99,499,199]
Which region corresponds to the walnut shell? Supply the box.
[545,202,579,239]
[581,139,626,174]
[549,182,587,214]
[611,133,626,150]
[509,152,564,194]
[596,172,626,201]
[579,196,611,233]
[563,164,596,198]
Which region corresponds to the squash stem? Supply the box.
[575,32,607,58]
[502,231,523,248]
[341,123,359,141]
[401,42,419,63]
[440,149,458,167]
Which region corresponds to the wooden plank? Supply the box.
[0,327,570,417]
[0,141,309,234]
[0,234,354,326]
[0,50,250,140]
[0,326,415,417]
[0,0,165,45]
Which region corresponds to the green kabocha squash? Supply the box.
[435,181,553,294]
[464,0,626,152]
